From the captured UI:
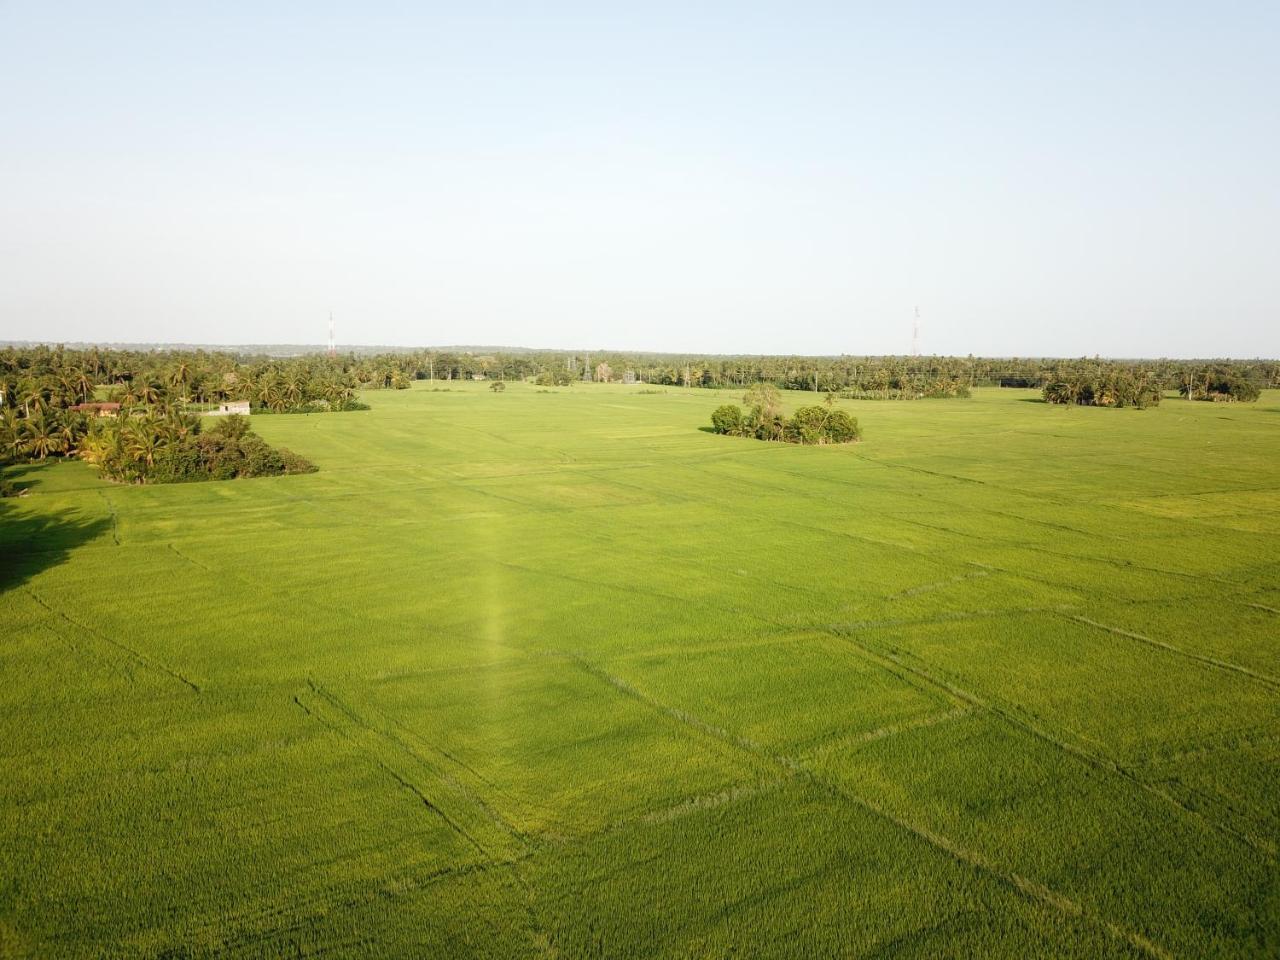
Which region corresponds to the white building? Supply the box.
[208,400,251,416]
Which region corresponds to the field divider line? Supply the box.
[294,680,524,861]
[806,775,1174,960]
[633,778,792,826]
[188,857,524,956]
[563,654,773,762]
[828,625,1279,859]
[827,605,1074,639]
[890,513,1247,590]
[166,542,215,574]
[18,612,139,686]
[850,455,988,486]
[887,570,991,601]
[1066,614,1280,692]
[1245,602,1280,615]
[24,587,200,693]
[565,651,1172,960]
[793,706,974,761]
[359,704,533,841]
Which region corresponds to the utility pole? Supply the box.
[912,306,920,358]
[328,313,336,359]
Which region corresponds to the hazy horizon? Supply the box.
[3,3,1277,357]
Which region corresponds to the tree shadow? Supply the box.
[696,425,717,433]
[2,462,48,492]
[1016,398,1047,404]
[0,496,111,596]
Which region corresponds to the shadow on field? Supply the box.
[2,462,47,491]
[0,497,110,596]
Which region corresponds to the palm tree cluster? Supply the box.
[1042,370,1164,408]
[1178,367,1263,402]
[0,406,86,462]
[79,413,314,484]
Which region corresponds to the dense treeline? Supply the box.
[0,346,378,417]
[514,352,1278,397]
[1,347,1273,476]
[4,345,1276,409]
[710,385,861,445]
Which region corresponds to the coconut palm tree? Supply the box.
[124,423,161,468]
[171,361,192,399]
[23,412,62,459]
[57,417,81,456]
[19,380,45,417]
[0,409,24,460]
[74,370,94,403]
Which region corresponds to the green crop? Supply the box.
[1,383,1276,958]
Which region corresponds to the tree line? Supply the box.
[5,345,1275,407]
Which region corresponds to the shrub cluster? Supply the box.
[81,414,315,484]
[535,368,575,386]
[1042,373,1162,408]
[1180,373,1261,403]
[711,388,861,445]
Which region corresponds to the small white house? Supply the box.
[208,400,251,416]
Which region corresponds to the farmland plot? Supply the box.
[1,384,1277,957]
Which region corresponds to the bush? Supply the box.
[278,448,318,475]
[824,409,861,443]
[749,410,786,442]
[710,404,744,436]
[209,414,251,441]
[785,406,829,444]
[148,443,205,483]
[238,434,286,476]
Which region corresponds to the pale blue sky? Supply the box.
[1,2,1276,356]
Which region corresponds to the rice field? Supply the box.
[1,383,1278,958]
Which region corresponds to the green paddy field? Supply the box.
[2,383,1278,958]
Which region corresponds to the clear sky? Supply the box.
[1,2,1276,357]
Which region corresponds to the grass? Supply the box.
[1,383,1278,958]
